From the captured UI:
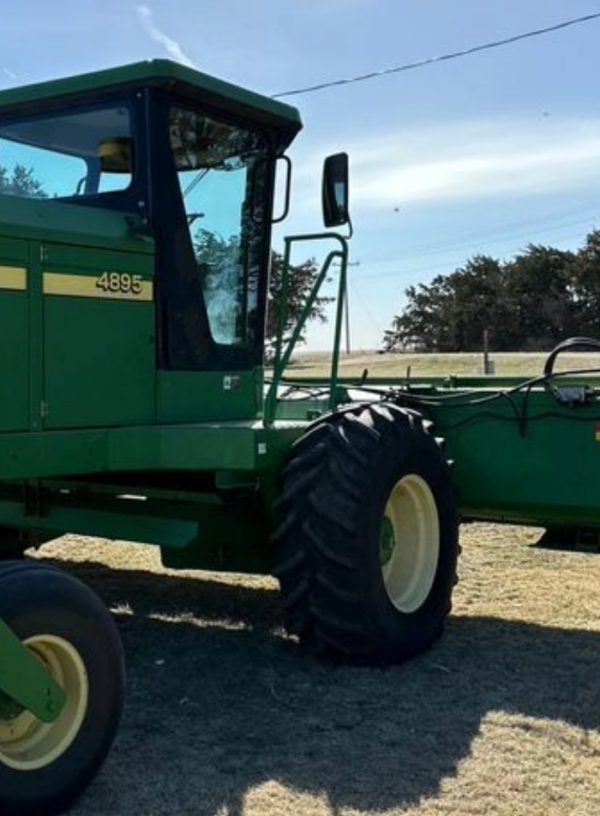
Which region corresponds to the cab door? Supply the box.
[42,240,156,429]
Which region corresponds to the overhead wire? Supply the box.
[272,11,600,348]
[378,202,600,262]
[348,280,384,335]
[273,11,600,98]
[353,213,600,282]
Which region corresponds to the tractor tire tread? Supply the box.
[272,402,459,664]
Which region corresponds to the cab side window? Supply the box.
[0,106,133,199]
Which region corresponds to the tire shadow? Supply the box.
[40,558,600,816]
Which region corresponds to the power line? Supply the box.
[273,11,600,98]
[353,217,599,283]
[371,202,600,264]
[349,281,383,334]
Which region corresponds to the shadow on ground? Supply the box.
[44,558,600,816]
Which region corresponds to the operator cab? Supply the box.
[0,61,336,428]
[0,62,304,374]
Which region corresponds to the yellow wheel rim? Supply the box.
[0,635,88,771]
[380,474,440,613]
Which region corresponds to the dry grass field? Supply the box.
[33,524,600,816]
[31,353,600,815]
[286,350,600,379]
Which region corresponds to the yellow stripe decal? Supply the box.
[0,265,27,291]
[43,272,153,302]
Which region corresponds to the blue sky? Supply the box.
[2,1,600,350]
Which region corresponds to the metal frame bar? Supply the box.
[0,616,64,722]
[265,232,349,424]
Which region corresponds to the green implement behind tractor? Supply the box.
[0,59,599,814]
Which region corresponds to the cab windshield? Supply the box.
[170,106,270,348]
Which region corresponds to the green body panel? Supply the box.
[42,244,155,429]
[423,378,600,528]
[159,495,273,572]
[0,616,65,722]
[45,297,154,428]
[0,291,29,430]
[277,371,600,530]
[0,420,303,572]
[0,238,29,431]
[0,196,155,252]
[157,370,263,423]
[0,201,155,433]
[0,422,292,479]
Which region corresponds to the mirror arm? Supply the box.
[272,155,292,224]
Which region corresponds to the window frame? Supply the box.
[0,89,147,215]
[146,87,278,372]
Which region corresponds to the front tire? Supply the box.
[272,403,459,664]
[0,562,124,816]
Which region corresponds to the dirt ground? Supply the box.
[33,523,600,816]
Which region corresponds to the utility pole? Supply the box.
[344,286,351,354]
[343,261,360,355]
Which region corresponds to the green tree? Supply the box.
[385,238,590,352]
[385,255,505,352]
[266,250,333,358]
[0,164,47,198]
[503,245,577,350]
[569,229,600,338]
[384,274,452,352]
[193,228,331,358]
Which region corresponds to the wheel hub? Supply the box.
[0,635,88,771]
[379,516,396,566]
[380,474,440,614]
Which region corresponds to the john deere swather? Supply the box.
[0,60,598,814]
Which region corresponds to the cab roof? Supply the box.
[0,59,303,145]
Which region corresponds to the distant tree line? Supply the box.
[383,229,600,352]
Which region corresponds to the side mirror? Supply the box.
[322,152,349,228]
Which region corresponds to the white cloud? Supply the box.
[286,117,600,224]
[348,118,600,208]
[135,5,197,69]
[0,66,18,81]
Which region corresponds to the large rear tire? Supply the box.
[0,562,124,816]
[272,403,459,664]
